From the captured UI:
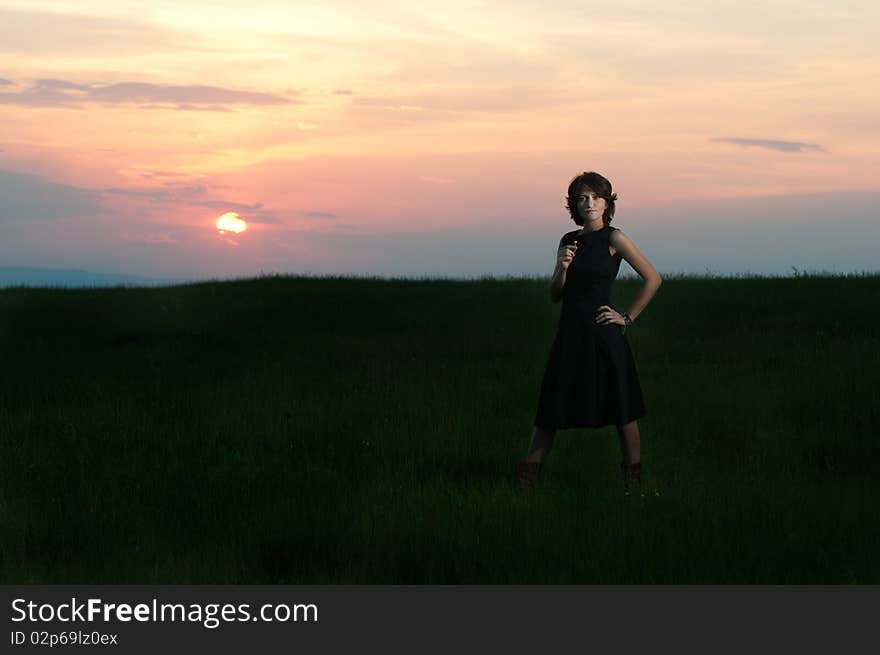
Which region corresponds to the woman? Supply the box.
[516,171,662,495]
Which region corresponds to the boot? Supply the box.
[621,460,642,497]
[515,460,541,492]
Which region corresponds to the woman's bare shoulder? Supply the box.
[609,228,662,281]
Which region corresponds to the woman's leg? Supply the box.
[525,425,557,463]
[616,419,640,465]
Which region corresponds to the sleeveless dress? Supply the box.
[533,224,647,429]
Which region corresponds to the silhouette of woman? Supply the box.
[517,171,662,496]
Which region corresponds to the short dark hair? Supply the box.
[564,171,618,226]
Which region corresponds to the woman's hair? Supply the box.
[564,171,618,226]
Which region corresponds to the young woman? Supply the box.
[517,171,662,495]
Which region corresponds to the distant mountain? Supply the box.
[0,266,189,288]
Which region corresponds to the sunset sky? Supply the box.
[1,0,878,281]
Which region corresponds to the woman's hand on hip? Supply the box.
[594,305,624,326]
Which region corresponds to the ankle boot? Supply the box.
[621,460,641,496]
[515,460,541,492]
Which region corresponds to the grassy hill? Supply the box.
[1,272,878,583]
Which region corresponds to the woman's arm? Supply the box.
[549,261,567,302]
[610,230,662,320]
[549,237,574,302]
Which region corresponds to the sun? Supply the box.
[216,212,247,234]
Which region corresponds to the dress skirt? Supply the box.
[533,306,647,429]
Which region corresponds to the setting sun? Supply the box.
[216,212,248,235]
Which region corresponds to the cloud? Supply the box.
[103,185,208,202]
[136,104,235,113]
[0,78,12,85]
[37,79,87,91]
[190,200,262,210]
[712,137,827,153]
[303,211,338,219]
[0,169,105,222]
[419,176,455,185]
[89,82,292,105]
[350,83,573,115]
[350,42,574,115]
[188,200,285,225]
[376,54,556,90]
[0,78,294,110]
[98,184,285,224]
[0,176,289,226]
[116,231,178,245]
[137,171,191,180]
[0,8,196,55]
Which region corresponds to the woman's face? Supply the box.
[576,186,607,223]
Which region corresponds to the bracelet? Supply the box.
[621,312,633,334]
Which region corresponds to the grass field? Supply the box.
[1,272,878,583]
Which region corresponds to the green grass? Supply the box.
[1,272,878,583]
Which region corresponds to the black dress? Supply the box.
[533,224,647,429]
